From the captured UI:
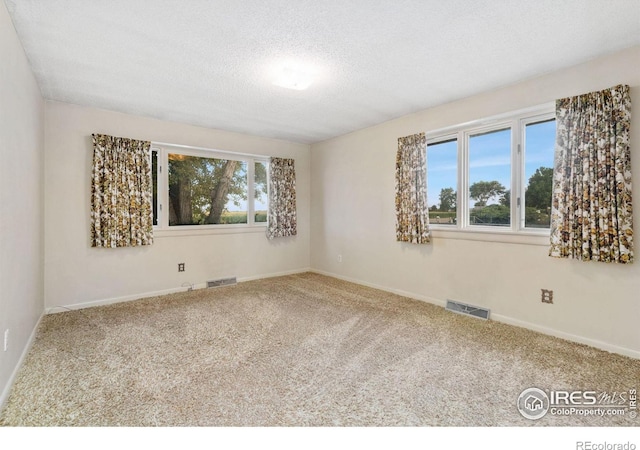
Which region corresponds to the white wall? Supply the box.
[0,1,45,406]
[44,102,311,309]
[310,46,640,357]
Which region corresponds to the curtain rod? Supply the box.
[151,140,268,159]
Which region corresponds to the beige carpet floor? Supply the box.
[1,272,638,426]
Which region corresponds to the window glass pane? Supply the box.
[427,139,457,225]
[168,153,247,225]
[151,150,158,226]
[254,161,268,223]
[468,128,511,227]
[524,119,555,228]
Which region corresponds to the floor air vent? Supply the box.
[445,300,490,320]
[207,277,237,288]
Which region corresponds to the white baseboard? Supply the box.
[490,313,640,360]
[310,269,447,307]
[238,267,311,282]
[0,313,44,413]
[44,266,640,359]
[310,269,640,360]
[46,267,312,314]
[46,285,199,313]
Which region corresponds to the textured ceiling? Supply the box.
[5,0,640,144]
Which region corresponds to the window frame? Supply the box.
[519,113,556,231]
[426,103,555,240]
[426,134,458,226]
[151,143,269,233]
[464,122,514,230]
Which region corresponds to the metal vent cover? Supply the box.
[445,300,490,320]
[207,277,237,288]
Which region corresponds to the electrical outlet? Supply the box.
[541,289,553,304]
[338,255,342,263]
[178,263,185,272]
[3,329,8,352]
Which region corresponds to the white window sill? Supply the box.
[153,225,268,238]
[430,226,550,246]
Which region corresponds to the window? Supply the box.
[427,138,457,225]
[254,161,268,223]
[523,119,555,229]
[151,145,268,229]
[426,106,555,234]
[468,128,511,227]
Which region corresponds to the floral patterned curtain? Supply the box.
[91,134,153,248]
[396,132,430,244]
[266,157,297,239]
[549,84,633,263]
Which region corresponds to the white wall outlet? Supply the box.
[3,329,8,352]
[337,254,343,263]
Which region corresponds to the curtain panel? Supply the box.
[395,132,430,244]
[91,134,153,248]
[549,84,633,263]
[266,157,297,239]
